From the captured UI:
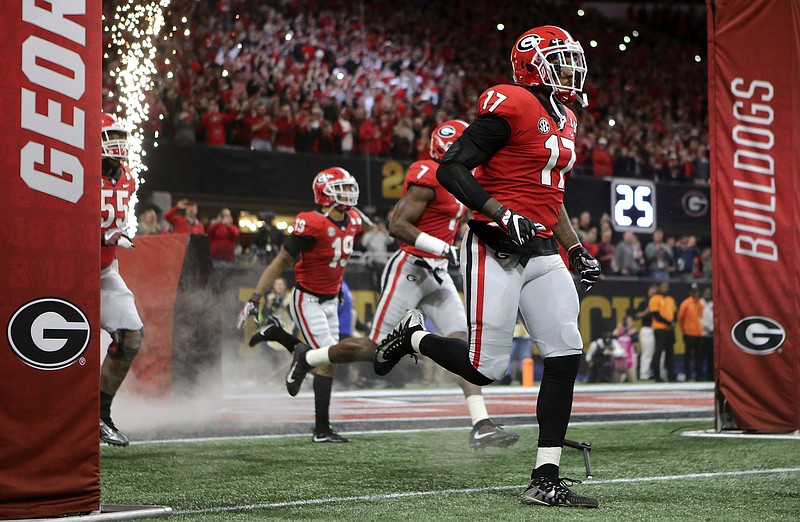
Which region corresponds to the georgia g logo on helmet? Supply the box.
[437,125,457,138]
[516,34,542,52]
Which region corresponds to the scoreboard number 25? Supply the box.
[611,179,656,233]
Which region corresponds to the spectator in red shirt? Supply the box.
[200,100,231,146]
[207,208,240,264]
[165,199,205,234]
[591,137,614,177]
[247,103,277,152]
[273,104,296,153]
[358,112,382,156]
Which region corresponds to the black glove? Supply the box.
[493,206,545,246]
[444,245,460,268]
[568,245,601,292]
[102,228,134,249]
[237,293,262,330]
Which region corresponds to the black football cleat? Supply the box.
[521,476,598,508]
[373,309,424,376]
[286,343,312,397]
[469,419,520,450]
[100,417,129,447]
[312,428,350,443]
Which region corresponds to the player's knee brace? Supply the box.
[108,328,143,361]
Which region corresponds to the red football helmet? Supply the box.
[510,25,587,105]
[312,167,359,209]
[430,119,468,161]
[101,113,129,161]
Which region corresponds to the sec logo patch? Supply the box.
[538,118,550,134]
[7,297,90,370]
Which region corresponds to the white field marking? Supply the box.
[222,381,713,400]
[125,416,712,446]
[176,467,800,515]
[681,429,800,440]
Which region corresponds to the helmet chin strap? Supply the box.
[549,91,567,131]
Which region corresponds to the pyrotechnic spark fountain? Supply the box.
[105,0,171,233]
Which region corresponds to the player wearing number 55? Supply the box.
[237,167,362,443]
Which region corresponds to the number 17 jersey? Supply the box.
[472,84,579,238]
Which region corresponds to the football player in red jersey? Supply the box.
[246,122,519,449]
[239,167,363,443]
[99,113,143,447]
[373,26,600,507]
[371,120,519,449]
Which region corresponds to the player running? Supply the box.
[372,26,601,507]
[247,121,519,449]
[239,167,362,443]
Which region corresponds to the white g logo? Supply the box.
[516,34,542,52]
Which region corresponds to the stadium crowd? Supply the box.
[100,1,713,396]
[104,0,708,183]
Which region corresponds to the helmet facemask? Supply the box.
[102,129,129,162]
[537,42,587,104]
[324,178,360,209]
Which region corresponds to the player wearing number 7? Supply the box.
[372,26,600,507]
[239,167,362,443]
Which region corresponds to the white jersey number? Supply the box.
[329,235,355,268]
[101,188,129,228]
[541,135,575,189]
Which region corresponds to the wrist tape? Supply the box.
[415,232,449,257]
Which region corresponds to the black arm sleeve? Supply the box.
[651,311,672,325]
[283,234,316,258]
[436,114,511,212]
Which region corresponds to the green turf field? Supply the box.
[101,420,800,521]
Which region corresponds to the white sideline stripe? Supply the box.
[223,381,714,400]
[177,467,800,515]
[128,416,713,445]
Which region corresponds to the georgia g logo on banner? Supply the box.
[7,297,90,370]
[730,316,786,355]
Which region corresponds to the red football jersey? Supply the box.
[400,159,465,258]
[292,209,363,295]
[473,84,579,238]
[100,167,136,269]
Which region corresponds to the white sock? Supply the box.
[305,347,331,367]
[535,447,562,469]
[465,395,490,426]
[410,330,428,351]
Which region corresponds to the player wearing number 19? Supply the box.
[373,26,600,507]
[239,167,362,443]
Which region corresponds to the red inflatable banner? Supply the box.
[116,234,189,397]
[708,0,800,430]
[0,1,101,518]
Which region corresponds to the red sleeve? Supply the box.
[164,205,181,224]
[292,211,319,238]
[475,84,522,131]
[405,160,438,191]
